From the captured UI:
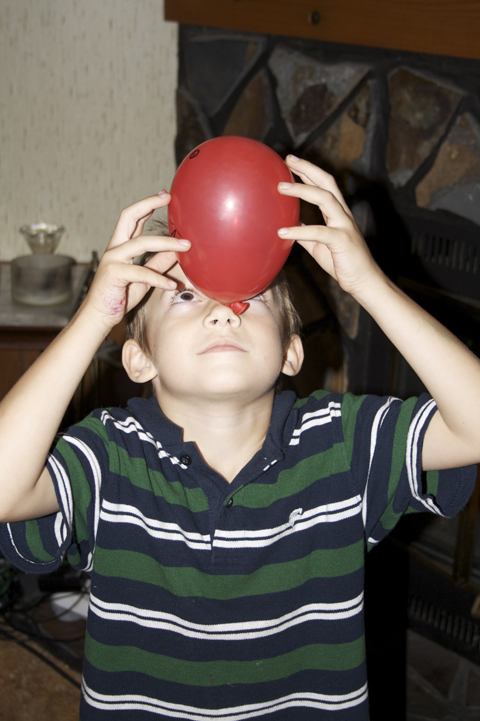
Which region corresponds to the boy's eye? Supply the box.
[172,289,198,304]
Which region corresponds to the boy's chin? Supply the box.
[193,374,277,403]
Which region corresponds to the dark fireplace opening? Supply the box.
[174,23,480,665]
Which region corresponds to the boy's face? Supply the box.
[135,263,302,406]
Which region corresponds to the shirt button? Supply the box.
[180,455,192,466]
[226,498,234,508]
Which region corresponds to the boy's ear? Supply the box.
[122,339,158,383]
[281,334,304,377]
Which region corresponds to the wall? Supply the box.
[0,0,178,262]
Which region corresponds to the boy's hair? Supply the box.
[125,220,302,357]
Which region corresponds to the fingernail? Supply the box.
[178,239,190,246]
[278,228,289,236]
[157,189,167,197]
[167,279,177,288]
[288,155,299,162]
[278,182,292,190]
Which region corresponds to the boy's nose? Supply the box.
[203,301,241,327]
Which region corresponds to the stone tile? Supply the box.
[185,38,265,117]
[223,69,273,141]
[268,45,369,147]
[406,669,453,720]
[407,631,459,697]
[304,80,376,177]
[415,113,480,226]
[466,666,480,707]
[406,631,480,718]
[175,86,212,163]
[387,68,463,187]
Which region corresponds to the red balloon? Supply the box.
[168,136,299,305]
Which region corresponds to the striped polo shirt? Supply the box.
[0,390,475,720]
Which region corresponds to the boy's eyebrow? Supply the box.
[166,283,202,299]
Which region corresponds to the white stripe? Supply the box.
[362,397,396,527]
[100,501,211,551]
[89,592,364,641]
[54,511,65,546]
[47,454,74,539]
[214,499,362,549]
[100,411,190,468]
[64,436,103,568]
[289,402,342,445]
[215,497,361,540]
[5,524,52,567]
[83,680,368,719]
[101,412,157,448]
[4,455,73,568]
[406,399,445,515]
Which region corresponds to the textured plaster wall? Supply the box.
[0,0,178,261]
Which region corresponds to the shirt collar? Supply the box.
[126,390,298,458]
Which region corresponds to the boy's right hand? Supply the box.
[83,191,190,331]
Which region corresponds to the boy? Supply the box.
[0,156,479,720]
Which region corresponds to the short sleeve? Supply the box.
[0,412,110,574]
[340,393,477,549]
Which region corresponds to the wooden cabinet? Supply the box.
[165,0,480,60]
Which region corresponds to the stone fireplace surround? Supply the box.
[174,24,480,670]
[175,24,480,397]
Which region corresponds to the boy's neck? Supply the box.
[155,390,275,483]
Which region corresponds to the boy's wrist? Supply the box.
[69,297,119,345]
[348,266,391,311]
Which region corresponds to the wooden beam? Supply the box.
[164,0,480,61]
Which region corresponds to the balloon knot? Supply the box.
[229,301,250,315]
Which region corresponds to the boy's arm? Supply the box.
[278,157,480,472]
[0,192,189,522]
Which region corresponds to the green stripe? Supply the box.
[64,415,209,513]
[67,549,81,566]
[293,389,330,410]
[375,398,416,534]
[107,444,209,512]
[24,520,54,562]
[340,393,367,466]
[377,397,434,535]
[85,633,365,685]
[389,397,417,499]
[237,445,350,508]
[76,414,110,439]
[425,469,439,497]
[56,439,92,544]
[94,540,364,600]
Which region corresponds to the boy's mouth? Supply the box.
[199,340,246,354]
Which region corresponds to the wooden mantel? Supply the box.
[164,0,480,61]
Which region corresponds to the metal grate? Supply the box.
[408,593,480,663]
[411,232,480,275]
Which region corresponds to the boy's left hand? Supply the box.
[277,158,480,472]
[277,156,382,299]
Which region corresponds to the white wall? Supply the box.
[0,0,178,261]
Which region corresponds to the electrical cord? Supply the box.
[1,611,87,645]
[0,625,81,690]
[0,558,87,685]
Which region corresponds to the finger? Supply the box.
[284,156,351,214]
[106,234,191,263]
[107,258,179,291]
[278,182,353,227]
[142,251,181,278]
[108,192,172,249]
[278,223,341,247]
